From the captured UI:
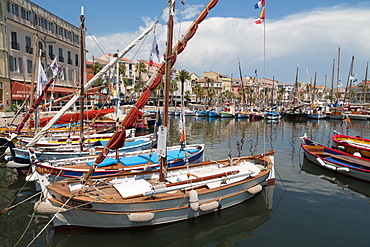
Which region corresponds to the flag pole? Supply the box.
[263,10,266,80]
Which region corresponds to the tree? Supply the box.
[277,87,286,105]
[90,62,103,87]
[192,83,204,103]
[134,61,147,96]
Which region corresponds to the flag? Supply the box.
[36,60,48,95]
[178,111,186,149]
[254,0,265,9]
[50,56,59,77]
[259,6,266,19]
[255,18,264,24]
[149,33,160,67]
[255,6,266,24]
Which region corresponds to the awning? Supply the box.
[11,81,107,100]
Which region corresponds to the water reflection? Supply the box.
[301,157,370,200]
[48,186,274,247]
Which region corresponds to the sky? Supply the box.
[31,0,370,87]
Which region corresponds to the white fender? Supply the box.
[34,200,67,214]
[199,201,219,211]
[189,189,199,211]
[127,212,154,222]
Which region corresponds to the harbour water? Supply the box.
[1,116,370,246]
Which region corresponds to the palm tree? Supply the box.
[277,87,286,106]
[90,62,103,87]
[134,61,147,96]
[175,70,191,104]
[169,80,179,106]
[184,90,191,102]
[192,83,204,103]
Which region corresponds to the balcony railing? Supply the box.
[11,42,20,50]
[59,56,64,63]
[68,59,72,65]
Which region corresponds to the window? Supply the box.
[58,48,64,62]
[62,68,66,80]
[25,36,33,54]
[10,31,19,50]
[67,51,72,65]
[9,55,21,72]
[27,59,32,74]
[68,69,72,81]
[48,45,54,59]
[7,2,19,16]
[75,54,78,66]
[21,8,30,21]
[18,57,23,72]
[47,22,54,32]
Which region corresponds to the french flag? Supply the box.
[254,0,265,9]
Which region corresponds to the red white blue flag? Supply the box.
[254,0,265,9]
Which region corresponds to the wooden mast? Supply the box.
[79,7,86,152]
[159,0,175,183]
[364,62,368,104]
[347,56,355,108]
[330,59,335,105]
[238,58,246,110]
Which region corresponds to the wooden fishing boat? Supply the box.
[195,110,208,117]
[264,111,280,120]
[29,144,205,180]
[332,133,370,159]
[301,137,370,183]
[208,109,219,117]
[35,150,275,229]
[235,112,250,119]
[219,111,234,118]
[326,111,344,120]
[6,134,155,167]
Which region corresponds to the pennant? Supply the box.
[255,18,264,24]
[178,111,186,149]
[259,6,266,19]
[36,60,48,95]
[49,56,59,77]
[149,33,160,67]
[254,0,265,9]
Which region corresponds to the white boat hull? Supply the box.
[49,172,269,229]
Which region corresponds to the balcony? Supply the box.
[11,42,20,51]
[68,59,72,65]
[59,56,64,63]
[49,54,55,60]
[25,46,33,54]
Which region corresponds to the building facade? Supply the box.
[2,0,81,109]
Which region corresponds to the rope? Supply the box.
[0,168,37,214]
[0,191,42,215]
[26,196,73,247]
[13,192,43,247]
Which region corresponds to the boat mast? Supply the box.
[364,62,368,104]
[347,56,355,108]
[79,6,86,152]
[159,0,175,183]
[336,47,341,95]
[238,58,246,109]
[330,59,335,105]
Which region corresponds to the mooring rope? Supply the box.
[26,196,73,247]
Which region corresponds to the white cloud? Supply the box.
[86,5,370,85]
